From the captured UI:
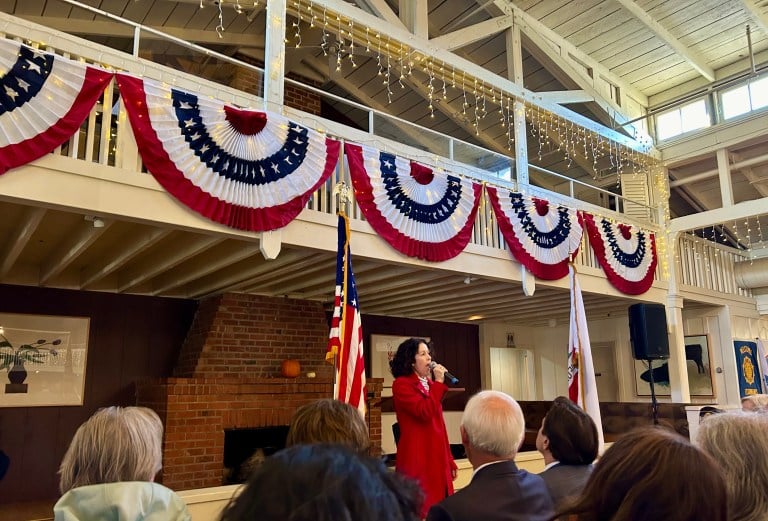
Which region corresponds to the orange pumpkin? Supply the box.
[281,359,301,378]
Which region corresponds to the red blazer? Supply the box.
[393,373,457,516]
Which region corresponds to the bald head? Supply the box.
[461,390,525,459]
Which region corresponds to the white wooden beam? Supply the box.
[538,90,594,104]
[0,207,45,279]
[80,228,173,289]
[118,235,224,292]
[354,0,406,29]
[742,168,768,198]
[740,0,768,38]
[506,19,529,184]
[263,0,287,111]
[15,16,263,47]
[430,15,513,50]
[40,219,113,285]
[613,0,715,82]
[308,0,653,152]
[489,1,648,108]
[669,197,768,232]
[399,0,429,39]
[716,148,735,207]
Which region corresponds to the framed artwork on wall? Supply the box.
[633,335,714,398]
[0,313,90,407]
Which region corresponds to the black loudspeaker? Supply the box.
[628,303,670,360]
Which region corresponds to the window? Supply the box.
[655,99,710,141]
[721,75,768,119]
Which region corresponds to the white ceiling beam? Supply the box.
[399,0,429,39]
[354,0,407,29]
[742,168,768,198]
[430,15,513,50]
[740,0,768,37]
[15,16,262,47]
[118,235,224,292]
[80,228,173,289]
[670,197,768,232]
[40,219,113,285]
[613,0,715,82]
[538,90,594,104]
[489,1,648,108]
[309,0,652,152]
[0,207,45,279]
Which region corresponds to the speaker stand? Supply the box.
[647,359,660,425]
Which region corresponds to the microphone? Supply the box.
[429,361,459,385]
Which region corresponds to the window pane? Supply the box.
[656,109,682,140]
[749,76,768,110]
[680,100,709,132]
[722,86,751,119]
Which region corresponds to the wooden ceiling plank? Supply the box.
[430,15,514,50]
[118,235,225,293]
[0,207,46,279]
[208,251,324,296]
[80,227,173,289]
[613,0,714,81]
[149,242,261,295]
[186,249,311,298]
[40,219,113,285]
[355,0,406,29]
[740,0,768,36]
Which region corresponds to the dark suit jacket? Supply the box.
[539,463,593,509]
[426,460,554,521]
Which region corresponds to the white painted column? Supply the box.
[665,231,690,402]
[716,148,734,208]
[506,16,528,185]
[263,0,287,112]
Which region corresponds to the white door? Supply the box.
[591,342,619,401]
[489,347,536,400]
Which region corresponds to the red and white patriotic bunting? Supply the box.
[487,188,582,280]
[568,264,605,450]
[0,40,112,175]
[345,143,482,261]
[582,212,657,295]
[116,74,340,232]
[326,213,366,416]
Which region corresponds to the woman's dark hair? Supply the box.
[389,338,428,378]
[219,444,422,521]
[554,426,727,521]
[543,396,599,465]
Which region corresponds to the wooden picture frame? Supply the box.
[633,334,714,398]
[0,313,90,407]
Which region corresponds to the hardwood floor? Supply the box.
[0,500,54,521]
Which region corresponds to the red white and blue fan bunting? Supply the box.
[487,187,582,280]
[0,39,112,175]
[345,143,482,261]
[582,212,657,295]
[116,74,340,231]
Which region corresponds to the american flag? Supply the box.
[567,264,605,449]
[326,213,366,416]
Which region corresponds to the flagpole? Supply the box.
[333,180,352,402]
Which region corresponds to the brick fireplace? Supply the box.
[137,293,382,491]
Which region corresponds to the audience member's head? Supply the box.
[286,399,370,452]
[556,426,727,521]
[460,390,525,464]
[58,406,163,494]
[537,396,599,465]
[697,411,768,521]
[219,444,422,521]
[740,393,768,412]
[390,337,430,378]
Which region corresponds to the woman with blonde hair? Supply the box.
[697,411,768,521]
[54,406,189,521]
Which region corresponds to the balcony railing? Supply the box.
[676,234,752,297]
[1,9,668,285]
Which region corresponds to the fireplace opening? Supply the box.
[223,425,290,484]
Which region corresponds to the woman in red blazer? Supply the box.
[390,338,457,517]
